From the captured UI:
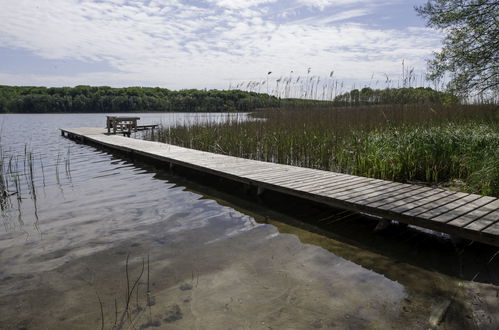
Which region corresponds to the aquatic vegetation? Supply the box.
[145,104,499,196]
[0,142,72,231]
[95,253,152,330]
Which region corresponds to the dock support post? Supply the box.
[242,184,251,195]
[374,219,392,232]
[257,186,266,196]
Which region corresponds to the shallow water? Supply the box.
[0,113,497,329]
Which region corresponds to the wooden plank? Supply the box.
[315,178,385,196]
[284,173,351,190]
[447,199,499,228]
[304,176,370,194]
[269,168,337,182]
[365,186,434,208]
[274,174,336,188]
[351,184,423,205]
[246,168,318,183]
[243,164,309,177]
[416,194,483,220]
[432,196,496,223]
[193,161,258,171]
[482,222,499,236]
[385,190,458,213]
[243,167,303,180]
[328,180,402,201]
[228,164,290,176]
[464,210,499,232]
[194,157,257,166]
[347,182,408,203]
[216,164,279,175]
[265,171,333,185]
[234,166,294,178]
[374,189,447,211]
[307,181,379,202]
[271,176,338,191]
[259,173,330,189]
[402,192,469,217]
[163,154,262,172]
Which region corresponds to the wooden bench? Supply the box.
[106,116,140,136]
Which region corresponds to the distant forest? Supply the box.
[333,87,459,106]
[0,85,460,113]
[0,86,279,113]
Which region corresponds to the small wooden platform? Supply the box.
[61,127,499,247]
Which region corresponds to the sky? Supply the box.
[0,0,442,91]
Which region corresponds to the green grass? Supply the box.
[145,104,499,197]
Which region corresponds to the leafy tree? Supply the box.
[416,0,498,96]
[0,85,280,113]
[333,87,458,106]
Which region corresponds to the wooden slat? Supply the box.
[328,180,399,202]
[352,184,423,205]
[249,169,324,185]
[266,171,333,186]
[209,160,271,170]
[387,190,460,213]
[464,210,499,232]
[228,165,288,176]
[288,174,356,191]
[447,199,499,228]
[273,177,338,190]
[318,179,390,198]
[244,167,303,180]
[312,177,377,194]
[483,222,499,236]
[277,174,336,188]
[402,192,469,217]
[305,176,370,193]
[243,164,308,177]
[347,182,408,203]
[365,186,434,208]
[432,196,496,223]
[375,189,447,211]
[416,194,483,220]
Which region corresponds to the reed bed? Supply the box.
[145,104,499,197]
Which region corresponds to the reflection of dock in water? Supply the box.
[61,126,499,247]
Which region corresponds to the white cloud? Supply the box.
[0,0,441,89]
[290,8,370,25]
[298,0,374,10]
[207,0,279,9]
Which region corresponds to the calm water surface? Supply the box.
[0,113,497,329]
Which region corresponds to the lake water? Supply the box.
[0,113,497,329]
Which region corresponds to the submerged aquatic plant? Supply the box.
[95,253,152,330]
[0,141,73,233]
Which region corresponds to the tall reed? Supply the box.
[145,104,498,196]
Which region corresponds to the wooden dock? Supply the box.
[61,127,499,247]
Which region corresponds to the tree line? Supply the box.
[0,86,280,113]
[0,85,463,114]
[333,87,459,106]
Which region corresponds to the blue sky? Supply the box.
[0,0,441,91]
